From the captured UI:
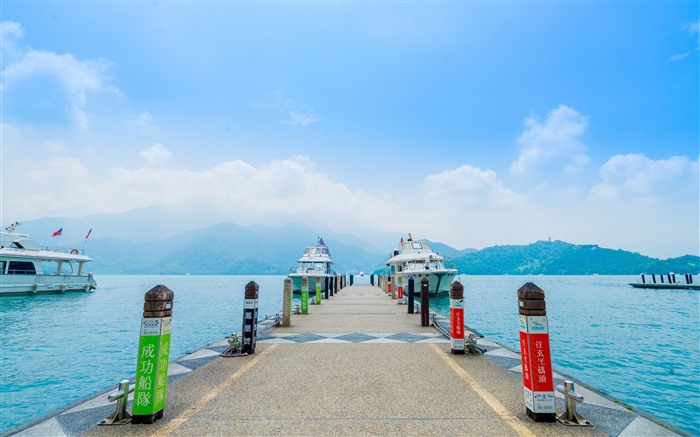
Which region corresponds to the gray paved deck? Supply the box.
[10,284,684,436]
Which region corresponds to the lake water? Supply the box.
[0,275,698,435]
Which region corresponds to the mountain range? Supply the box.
[9,210,699,275]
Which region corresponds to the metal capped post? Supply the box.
[242,281,259,354]
[407,278,415,314]
[132,285,173,425]
[450,281,465,354]
[517,282,555,422]
[420,278,430,327]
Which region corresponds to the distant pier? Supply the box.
[9,282,685,437]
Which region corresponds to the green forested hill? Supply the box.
[453,240,699,275]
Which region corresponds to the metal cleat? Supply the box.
[99,379,134,425]
[556,380,591,426]
[465,332,486,355]
[221,333,247,357]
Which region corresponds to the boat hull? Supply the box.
[0,274,97,295]
[392,271,457,297]
[288,274,334,295]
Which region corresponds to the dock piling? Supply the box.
[517,282,556,422]
[450,281,465,354]
[132,285,173,424]
[420,278,430,327]
[242,281,259,354]
[283,278,292,327]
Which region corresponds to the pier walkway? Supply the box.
[14,284,681,436]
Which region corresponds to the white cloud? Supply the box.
[256,91,319,127]
[128,111,155,129]
[139,143,172,165]
[511,105,590,176]
[1,21,116,129]
[670,20,700,62]
[588,153,699,200]
[423,164,523,208]
[0,21,23,61]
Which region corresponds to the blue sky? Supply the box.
[1,1,698,259]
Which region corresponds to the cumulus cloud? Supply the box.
[423,164,523,208]
[588,153,699,201]
[0,21,116,129]
[139,143,172,165]
[511,105,591,176]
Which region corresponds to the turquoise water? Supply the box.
[0,275,698,435]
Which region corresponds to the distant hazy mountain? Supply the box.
[10,213,698,275]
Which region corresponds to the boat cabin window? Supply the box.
[401,243,410,251]
[7,261,36,275]
[0,260,5,274]
[411,242,423,249]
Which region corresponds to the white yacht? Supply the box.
[288,238,335,294]
[386,234,457,296]
[0,227,97,295]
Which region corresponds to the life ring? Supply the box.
[70,249,79,255]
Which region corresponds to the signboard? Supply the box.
[519,314,555,414]
[450,297,465,352]
[133,316,171,417]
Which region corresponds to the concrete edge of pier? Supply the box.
[4,284,691,437]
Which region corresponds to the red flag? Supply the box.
[85,228,92,239]
[52,228,63,237]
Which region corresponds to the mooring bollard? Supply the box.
[301,276,309,314]
[132,285,173,425]
[450,281,465,354]
[556,380,591,426]
[370,274,375,286]
[517,282,555,422]
[283,278,292,327]
[315,276,322,304]
[329,276,334,297]
[407,278,415,314]
[420,278,430,327]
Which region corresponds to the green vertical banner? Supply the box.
[301,276,309,314]
[315,276,321,303]
[132,316,172,421]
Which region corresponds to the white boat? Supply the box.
[288,238,336,294]
[0,229,97,295]
[386,234,457,296]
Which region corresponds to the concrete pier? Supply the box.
[11,285,683,437]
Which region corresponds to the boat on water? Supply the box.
[386,234,457,296]
[629,273,699,290]
[288,237,336,294]
[0,228,97,295]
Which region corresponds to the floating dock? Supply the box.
[8,284,685,436]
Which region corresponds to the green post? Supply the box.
[301,276,309,314]
[132,285,173,424]
[315,276,322,304]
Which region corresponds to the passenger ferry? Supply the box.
[288,238,335,294]
[386,234,457,296]
[0,226,97,295]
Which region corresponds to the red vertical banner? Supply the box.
[519,314,555,414]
